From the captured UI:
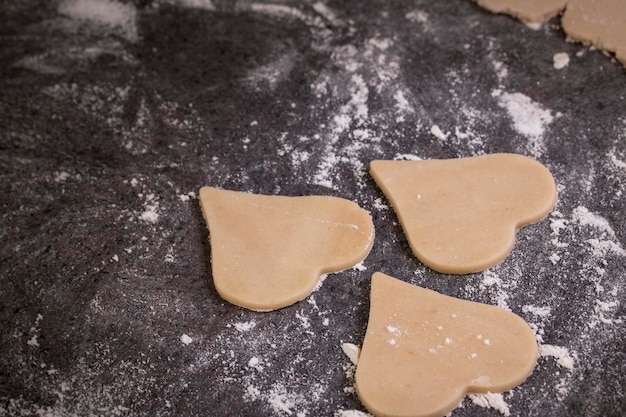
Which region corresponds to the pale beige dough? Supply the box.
[370,154,556,274]
[475,0,626,66]
[475,0,568,23]
[198,187,374,311]
[562,0,626,66]
[355,272,538,417]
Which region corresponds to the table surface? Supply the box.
[1,1,625,416]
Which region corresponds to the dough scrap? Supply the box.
[562,0,626,66]
[198,187,374,311]
[355,272,538,417]
[475,0,626,66]
[370,154,556,274]
[475,0,568,23]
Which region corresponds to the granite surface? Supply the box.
[1,1,625,416]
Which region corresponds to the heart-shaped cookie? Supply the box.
[475,0,567,23]
[355,272,538,417]
[562,0,626,66]
[370,153,556,274]
[198,187,375,311]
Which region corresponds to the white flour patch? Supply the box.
[430,125,449,140]
[393,90,413,121]
[249,3,310,23]
[571,206,616,237]
[341,343,360,366]
[571,206,625,257]
[468,392,511,416]
[372,198,388,210]
[493,90,553,156]
[303,31,405,190]
[478,269,514,311]
[243,52,297,92]
[591,299,624,326]
[405,9,429,24]
[393,153,421,161]
[53,171,71,183]
[540,344,576,370]
[140,194,160,223]
[492,58,509,84]
[233,321,257,332]
[553,52,570,69]
[247,356,264,372]
[312,2,340,26]
[166,0,216,10]
[335,410,373,417]
[522,305,552,317]
[58,0,138,42]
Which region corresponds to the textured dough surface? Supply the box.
[475,0,567,23]
[562,0,626,66]
[355,272,538,417]
[198,187,374,311]
[370,154,556,274]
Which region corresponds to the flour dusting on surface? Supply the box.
[493,90,554,155]
[58,0,138,42]
[468,392,511,416]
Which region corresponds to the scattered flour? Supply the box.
[341,343,360,366]
[53,171,71,183]
[571,206,625,257]
[405,9,429,24]
[234,321,257,332]
[493,90,553,155]
[335,410,373,417]
[247,356,264,372]
[393,153,421,161]
[522,305,552,317]
[58,0,138,42]
[540,344,576,370]
[468,392,511,416]
[608,148,626,172]
[592,299,624,326]
[478,269,514,311]
[553,52,570,69]
[430,125,449,140]
[167,0,216,10]
[571,206,616,237]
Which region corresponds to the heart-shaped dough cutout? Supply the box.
[370,153,556,274]
[355,272,538,417]
[198,187,375,311]
[475,0,567,23]
[562,0,626,66]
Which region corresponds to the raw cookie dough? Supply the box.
[475,0,568,23]
[355,272,538,417]
[562,0,626,66]
[198,187,374,311]
[476,0,626,66]
[370,154,556,274]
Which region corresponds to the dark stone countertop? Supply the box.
[1,1,625,416]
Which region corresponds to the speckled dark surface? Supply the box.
[1,1,625,416]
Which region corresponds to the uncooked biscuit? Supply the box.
[198,187,374,311]
[370,154,556,274]
[562,0,626,66]
[475,0,568,23]
[475,0,626,66]
[355,272,538,417]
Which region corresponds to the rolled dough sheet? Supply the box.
[562,0,626,66]
[475,0,568,23]
[370,154,557,274]
[198,187,374,311]
[355,272,538,417]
